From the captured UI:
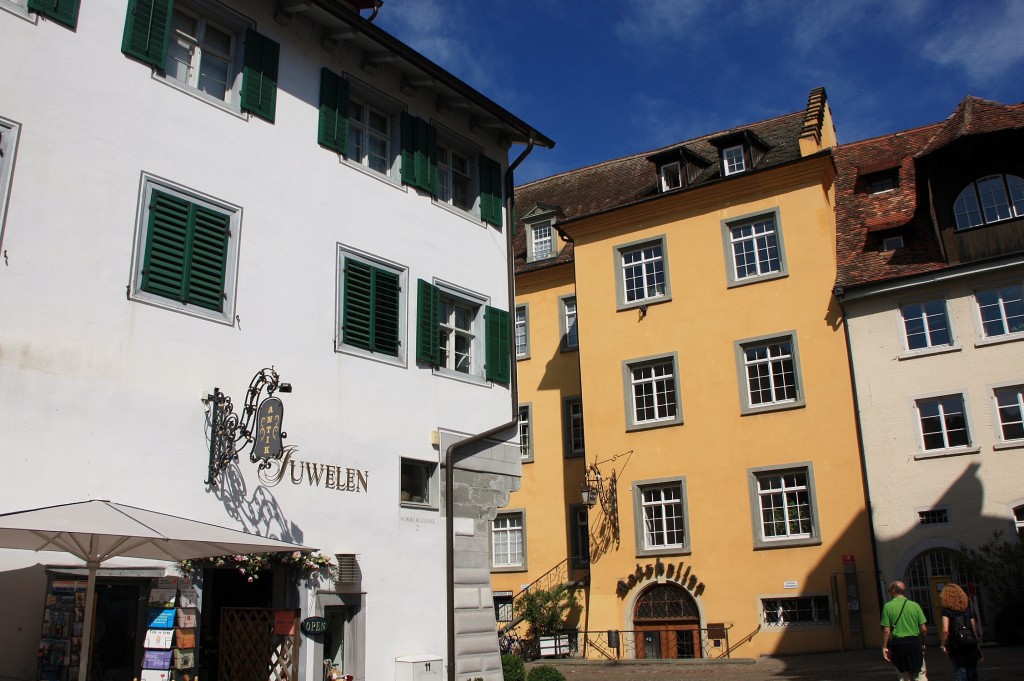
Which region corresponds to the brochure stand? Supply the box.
[141,577,197,681]
[37,578,87,681]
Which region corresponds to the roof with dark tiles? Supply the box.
[835,96,1024,290]
[512,105,813,274]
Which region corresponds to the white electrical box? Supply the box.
[395,655,442,681]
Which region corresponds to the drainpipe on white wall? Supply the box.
[445,136,536,681]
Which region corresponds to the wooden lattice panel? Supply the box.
[220,607,300,681]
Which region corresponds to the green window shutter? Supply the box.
[241,29,280,123]
[318,68,349,154]
[186,205,230,311]
[479,156,503,228]
[121,0,173,69]
[400,113,438,195]
[28,0,81,28]
[141,190,229,313]
[342,259,400,356]
[416,279,441,366]
[485,306,511,383]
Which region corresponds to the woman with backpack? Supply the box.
[939,583,982,681]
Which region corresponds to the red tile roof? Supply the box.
[835,97,1024,290]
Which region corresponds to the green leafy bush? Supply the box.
[526,666,565,681]
[513,585,579,637]
[501,653,525,681]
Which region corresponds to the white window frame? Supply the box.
[493,593,514,622]
[953,174,1024,231]
[1013,504,1024,542]
[974,284,1024,342]
[157,1,251,116]
[748,463,820,549]
[560,294,578,351]
[615,235,671,310]
[622,352,683,431]
[723,145,746,175]
[912,392,978,459]
[991,382,1024,449]
[761,595,832,628]
[129,174,241,325]
[0,115,21,249]
[518,403,534,462]
[435,132,478,218]
[514,304,530,359]
[343,80,401,183]
[633,477,690,557]
[563,396,585,457]
[735,331,804,415]
[527,220,554,262]
[0,0,33,22]
[660,161,682,191]
[897,297,958,357]
[400,458,438,510]
[335,245,408,367]
[432,281,488,384]
[491,511,526,571]
[722,209,788,287]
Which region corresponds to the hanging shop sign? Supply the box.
[258,448,369,494]
[301,616,330,636]
[255,396,284,462]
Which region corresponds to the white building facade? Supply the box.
[0,2,550,680]
[834,97,1024,637]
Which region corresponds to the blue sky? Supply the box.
[376,0,1024,185]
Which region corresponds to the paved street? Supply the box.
[526,646,1023,680]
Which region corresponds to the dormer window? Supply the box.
[531,221,552,260]
[954,174,1024,231]
[865,169,899,194]
[709,130,768,178]
[881,235,905,251]
[723,145,746,175]
[660,162,682,191]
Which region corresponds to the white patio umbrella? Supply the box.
[0,499,315,681]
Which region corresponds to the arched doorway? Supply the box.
[633,583,701,659]
[904,548,971,627]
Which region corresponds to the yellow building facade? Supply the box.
[494,89,882,659]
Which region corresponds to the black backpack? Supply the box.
[949,612,978,652]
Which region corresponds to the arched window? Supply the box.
[953,174,1024,230]
[634,583,699,621]
[904,549,970,625]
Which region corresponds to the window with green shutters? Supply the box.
[131,177,240,323]
[340,257,401,357]
[416,279,510,384]
[28,0,80,28]
[122,1,279,122]
[479,156,503,228]
[401,113,438,195]
[318,68,349,154]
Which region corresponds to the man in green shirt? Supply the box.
[881,580,929,680]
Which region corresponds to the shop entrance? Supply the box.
[198,567,274,681]
[632,583,701,659]
[88,581,146,681]
[323,607,351,678]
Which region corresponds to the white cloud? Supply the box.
[921,1,1024,84]
[615,0,713,44]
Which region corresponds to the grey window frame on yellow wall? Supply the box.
[747,462,821,550]
[559,294,578,351]
[622,352,683,431]
[562,396,585,458]
[614,235,671,311]
[129,174,241,325]
[734,331,805,415]
[122,0,278,122]
[514,304,530,359]
[721,208,788,288]
[518,403,534,463]
[632,476,691,558]
[490,510,526,572]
